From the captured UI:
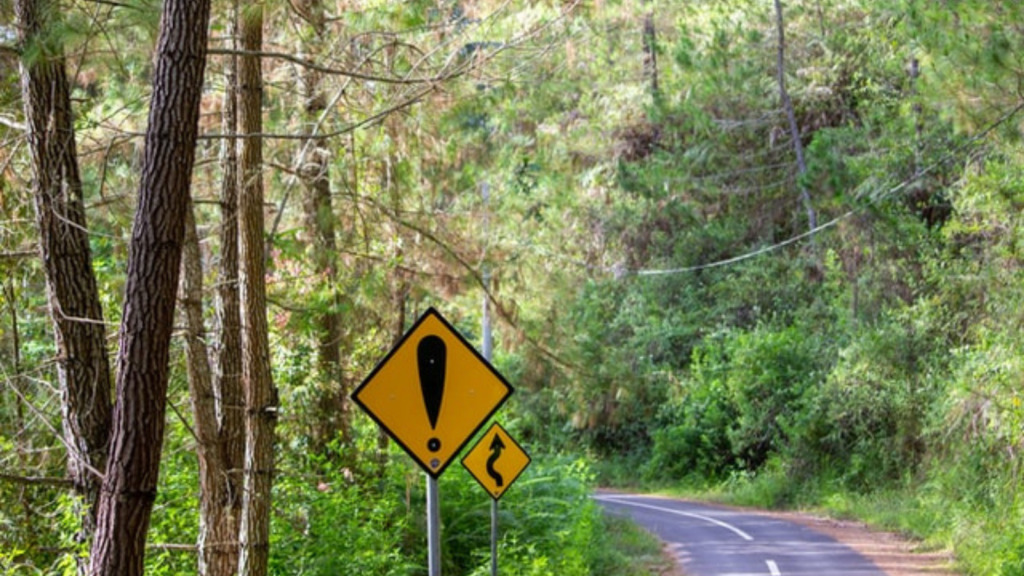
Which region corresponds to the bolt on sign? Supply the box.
[352,307,514,478]
[462,422,531,500]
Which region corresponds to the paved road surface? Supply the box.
[595,492,886,576]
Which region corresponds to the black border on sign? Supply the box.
[461,421,532,501]
[351,306,514,479]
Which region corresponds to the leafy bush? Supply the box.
[645,321,830,482]
[645,362,736,481]
[794,309,946,487]
[440,453,612,576]
[270,467,415,576]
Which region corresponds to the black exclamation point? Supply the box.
[418,335,446,456]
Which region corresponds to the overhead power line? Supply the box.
[631,100,1024,278]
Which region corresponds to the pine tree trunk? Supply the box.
[15,0,112,561]
[641,4,659,98]
[180,204,239,576]
[296,0,348,451]
[774,0,817,234]
[87,0,213,572]
[214,2,245,571]
[380,265,406,464]
[237,3,277,574]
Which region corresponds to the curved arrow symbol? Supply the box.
[486,433,505,487]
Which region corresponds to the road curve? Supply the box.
[595,492,886,576]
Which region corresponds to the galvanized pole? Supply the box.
[427,474,441,576]
[484,272,497,576]
[481,181,493,365]
[490,498,499,576]
[482,266,492,362]
[481,181,498,576]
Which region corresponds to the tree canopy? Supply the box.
[3,0,1024,574]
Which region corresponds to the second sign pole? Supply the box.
[490,497,498,576]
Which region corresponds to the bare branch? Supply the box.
[0,250,37,263]
[148,543,198,552]
[0,473,74,487]
[0,115,26,132]
[2,371,107,481]
[106,86,433,142]
[207,48,470,85]
[82,0,139,9]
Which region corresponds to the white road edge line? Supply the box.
[766,559,781,575]
[595,495,754,541]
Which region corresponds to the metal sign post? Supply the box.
[480,223,499,576]
[490,498,498,576]
[462,422,532,576]
[427,475,441,576]
[481,255,497,576]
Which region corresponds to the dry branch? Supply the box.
[0,473,74,487]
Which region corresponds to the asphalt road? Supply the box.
[595,492,886,576]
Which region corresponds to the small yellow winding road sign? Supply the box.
[352,307,513,478]
[462,422,531,500]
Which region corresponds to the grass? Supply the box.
[592,513,673,576]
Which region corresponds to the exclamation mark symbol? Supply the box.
[418,335,446,465]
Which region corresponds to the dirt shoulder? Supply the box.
[763,509,958,576]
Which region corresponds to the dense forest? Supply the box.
[2,0,1024,574]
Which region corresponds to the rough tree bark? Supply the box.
[87,0,213,571]
[296,0,348,450]
[180,202,240,576]
[237,2,278,574]
[15,0,112,555]
[213,1,246,571]
[175,4,246,574]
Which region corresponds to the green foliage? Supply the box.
[145,386,200,576]
[645,376,736,481]
[270,467,414,575]
[645,321,831,482]
[441,454,637,576]
[9,0,1024,574]
[795,308,946,487]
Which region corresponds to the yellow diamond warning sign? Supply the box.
[462,423,531,500]
[352,307,513,478]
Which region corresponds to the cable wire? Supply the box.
[632,100,1024,277]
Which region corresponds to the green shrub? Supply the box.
[645,371,736,481]
[646,322,830,482]
[270,471,415,576]
[442,454,605,576]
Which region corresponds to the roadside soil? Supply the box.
[652,504,958,576]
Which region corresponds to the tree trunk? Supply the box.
[180,203,239,576]
[381,246,407,466]
[773,0,817,234]
[237,3,277,575]
[909,56,924,179]
[15,0,112,558]
[214,2,245,572]
[296,0,348,451]
[641,3,659,98]
[88,0,213,571]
